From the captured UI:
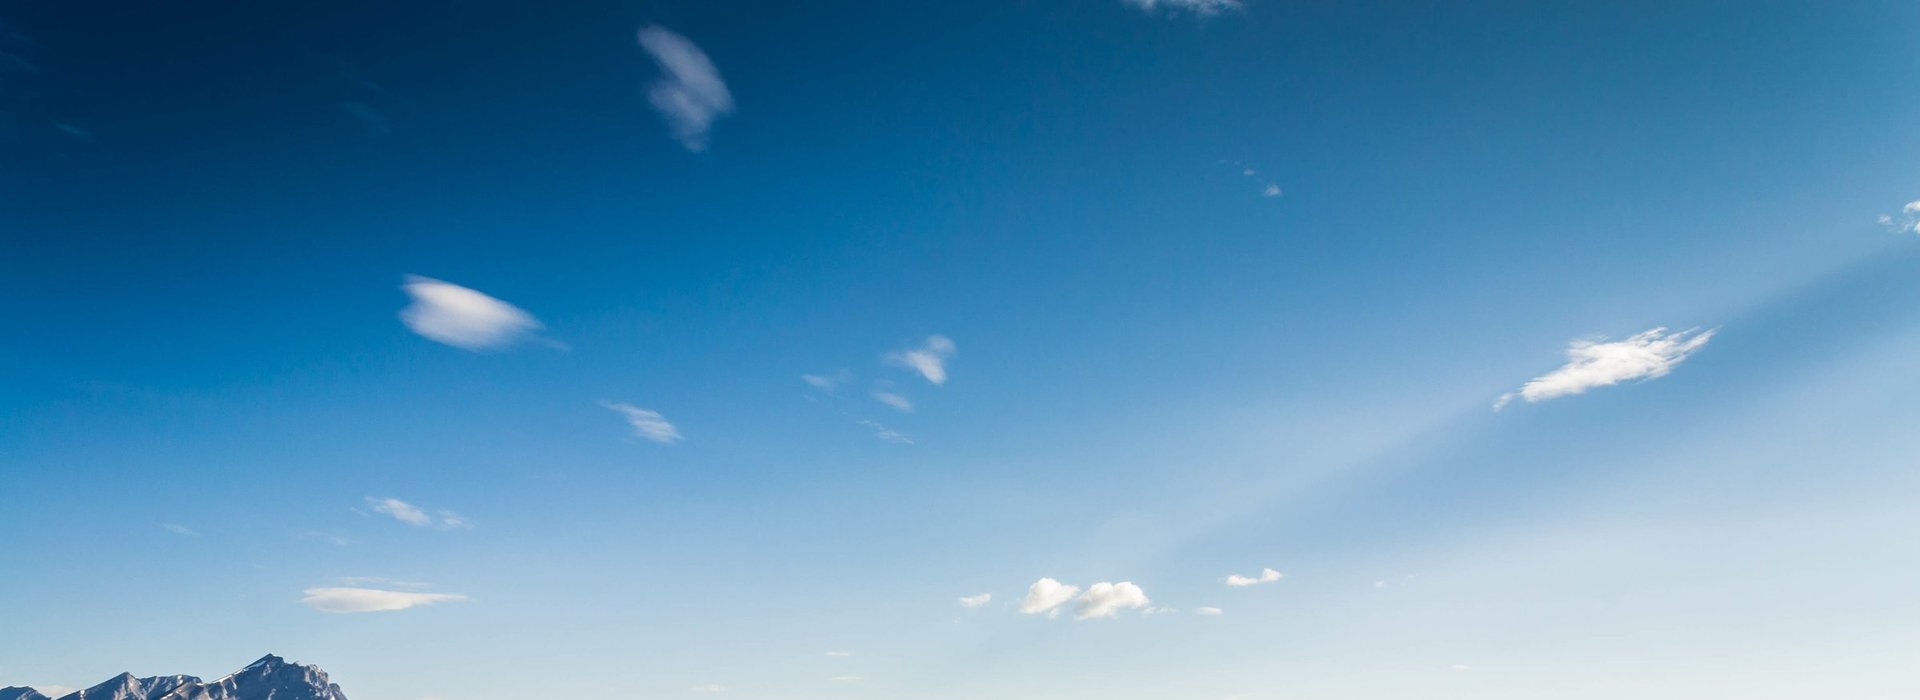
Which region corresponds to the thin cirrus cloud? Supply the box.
[398,275,546,351]
[856,419,913,445]
[1194,606,1224,616]
[957,592,992,608]
[160,523,201,538]
[1122,0,1243,16]
[1225,567,1283,587]
[1074,581,1152,620]
[887,335,956,385]
[637,26,733,152]
[365,497,469,530]
[600,401,684,444]
[871,390,913,412]
[1495,327,1716,409]
[824,651,853,658]
[299,587,469,614]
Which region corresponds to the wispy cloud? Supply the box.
[399,275,546,351]
[829,676,864,683]
[601,401,684,444]
[958,592,993,608]
[690,685,729,693]
[365,497,469,530]
[871,390,913,412]
[1019,578,1081,617]
[1075,581,1151,620]
[825,650,854,657]
[1194,606,1224,616]
[637,26,733,152]
[300,586,469,613]
[1224,567,1283,587]
[161,523,201,538]
[1122,0,1243,17]
[856,419,913,445]
[802,370,851,392]
[1495,327,1716,409]
[887,335,956,385]
[1227,162,1283,198]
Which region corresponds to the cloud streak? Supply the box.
[1496,327,1716,409]
[365,497,469,530]
[601,401,684,444]
[300,587,469,613]
[399,275,545,351]
[1122,0,1243,16]
[637,26,733,152]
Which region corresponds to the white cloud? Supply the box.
[1495,327,1716,409]
[637,26,733,152]
[600,401,684,444]
[691,685,729,693]
[856,419,913,445]
[365,497,469,530]
[1262,184,1282,197]
[1075,581,1151,620]
[957,592,992,608]
[1194,606,1224,616]
[1905,201,1920,214]
[300,587,469,613]
[1122,0,1243,15]
[871,390,913,412]
[887,335,956,385]
[1225,567,1283,587]
[1019,578,1080,616]
[399,275,544,351]
[825,650,853,657]
[829,676,864,683]
[802,371,850,391]
[161,523,201,538]
[32,687,74,698]
[1450,664,1473,671]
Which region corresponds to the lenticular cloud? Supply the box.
[398,275,543,351]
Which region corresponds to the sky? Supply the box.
[4,1,1920,698]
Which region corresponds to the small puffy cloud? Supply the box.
[399,275,544,351]
[637,26,733,152]
[1905,201,1920,214]
[825,651,853,657]
[887,335,956,385]
[1194,606,1224,616]
[957,592,992,608]
[1879,200,1920,235]
[856,419,913,445]
[1075,581,1151,620]
[871,390,913,412]
[161,523,201,538]
[1450,665,1473,671]
[32,687,74,698]
[601,401,684,444]
[300,587,469,613]
[1122,0,1243,15]
[691,685,729,693]
[1225,567,1283,587]
[1496,327,1715,409]
[1019,578,1080,616]
[1262,184,1282,197]
[365,497,469,530]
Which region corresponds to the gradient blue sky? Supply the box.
[5,1,1920,698]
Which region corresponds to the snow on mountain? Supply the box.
[15,656,345,700]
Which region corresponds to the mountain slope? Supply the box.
[153,656,345,700]
[0,688,53,700]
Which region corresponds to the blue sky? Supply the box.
[4,1,1920,698]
